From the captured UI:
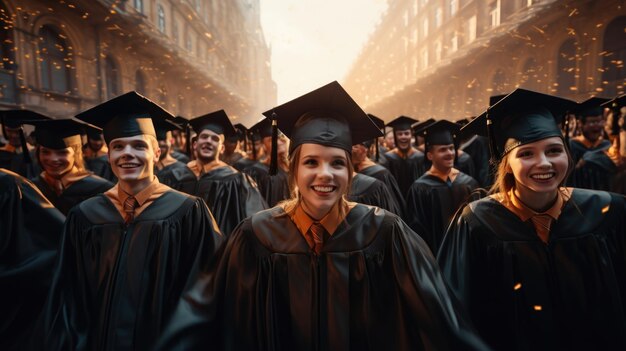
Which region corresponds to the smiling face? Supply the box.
[394,129,412,152]
[39,145,75,178]
[580,114,604,142]
[262,134,288,158]
[351,143,368,166]
[427,144,455,171]
[296,143,350,220]
[108,134,160,186]
[506,136,570,195]
[194,129,223,162]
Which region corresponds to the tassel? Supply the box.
[375,138,379,162]
[564,112,570,145]
[185,124,192,160]
[269,113,278,176]
[486,109,497,167]
[251,131,258,160]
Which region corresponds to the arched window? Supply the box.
[556,38,577,96]
[134,0,143,13]
[158,5,166,33]
[0,2,16,102]
[602,16,626,96]
[135,70,146,95]
[465,79,478,116]
[520,57,541,90]
[39,25,72,93]
[105,56,120,99]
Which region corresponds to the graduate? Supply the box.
[0,168,65,351]
[157,81,489,351]
[0,110,47,178]
[567,97,615,191]
[42,91,223,351]
[29,119,113,215]
[383,115,426,195]
[405,120,480,254]
[366,113,388,164]
[604,94,626,194]
[221,122,256,171]
[437,89,626,351]
[83,128,116,182]
[155,119,187,180]
[158,109,267,235]
[348,172,402,214]
[170,116,191,163]
[241,118,290,207]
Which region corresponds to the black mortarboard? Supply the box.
[415,120,460,150]
[1,109,51,128]
[189,109,236,137]
[365,114,385,160]
[411,118,436,133]
[387,115,419,131]
[262,81,381,155]
[367,114,386,130]
[155,117,182,141]
[250,118,273,139]
[29,118,101,149]
[75,91,175,144]
[489,94,507,107]
[461,88,576,162]
[456,117,471,127]
[574,97,609,118]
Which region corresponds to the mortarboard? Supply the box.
[30,118,101,149]
[0,110,52,171]
[366,113,386,161]
[250,118,273,139]
[415,120,460,150]
[489,94,507,107]
[411,118,436,133]
[461,88,576,163]
[387,115,419,131]
[189,109,236,137]
[262,81,382,174]
[574,97,609,119]
[75,91,175,144]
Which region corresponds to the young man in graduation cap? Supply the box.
[29,118,114,215]
[567,97,616,191]
[405,120,480,253]
[383,115,426,196]
[159,109,267,236]
[240,117,290,207]
[221,122,256,171]
[0,110,48,178]
[42,91,223,351]
[83,128,117,182]
[155,119,187,180]
[157,81,489,351]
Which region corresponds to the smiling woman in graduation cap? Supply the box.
[157,81,490,351]
[437,89,626,351]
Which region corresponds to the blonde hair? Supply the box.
[279,144,354,218]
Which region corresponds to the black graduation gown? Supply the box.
[437,189,626,351]
[567,139,615,191]
[421,152,477,189]
[42,190,223,351]
[170,150,190,164]
[160,165,268,235]
[243,162,290,207]
[155,160,187,181]
[359,163,406,216]
[0,169,65,351]
[460,135,492,188]
[85,155,117,183]
[383,149,426,196]
[405,172,479,254]
[32,174,114,215]
[231,156,257,172]
[157,204,490,351]
[349,172,402,215]
[0,148,40,179]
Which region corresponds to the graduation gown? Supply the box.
[170,150,190,164]
[32,174,114,215]
[155,160,187,181]
[421,153,477,189]
[158,204,490,351]
[0,148,40,179]
[460,135,492,188]
[437,189,626,351]
[567,139,615,191]
[349,172,402,215]
[231,156,257,172]
[85,155,116,183]
[0,169,65,351]
[405,172,479,254]
[243,162,290,207]
[383,149,426,196]
[42,190,223,351]
[160,165,268,235]
[359,163,406,216]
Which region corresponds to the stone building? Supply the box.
[344,0,626,121]
[0,0,276,125]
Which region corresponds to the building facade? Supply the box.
[344,0,626,121]
[0,0,276,125]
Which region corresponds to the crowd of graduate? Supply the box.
[1,80,625,351]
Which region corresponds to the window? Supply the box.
[412,0,418,16]
[105,56,120,99]
[194,0,201,13]
[423,17,429,38]
[421,48,428,70]
[172,20,179,44]
[0,3,16,102]
[403,10,409,27]
[434,40,442,62]
[467,15,477,42]
[135,70,146,95]
[435,7,442,28]
[556,39,577,95]
[158,5,166,33]
[39,25,72,93]
[527,0,537,6]
[450,0,458,16]
[450,33,458,52]
[185,30,193,52]
[134,0,143,13]
[489,0,501,28]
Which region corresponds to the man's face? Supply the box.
[5,126,22,147]
[395,129,412,152]
[581,115,604,142]
[194,129,223,162]
[385,132,395,149]
[262,134,288,158]
[88,137,104,152]
[427,144,455,170]
[108,135,160,184]
[223,138,238,155]
[351,144,368,166]
[158,139,170,161]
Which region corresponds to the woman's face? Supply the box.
[296,143,350,219]
[40,146,75,178]
[506,136,569,194]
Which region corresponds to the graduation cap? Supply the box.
[365,114,385,161]
[75,91,175,144]
[574,97,609,119]
[155,117,182,141]
[602,94,626,134]
[250,118,273,139]
[415,120,460,151]
[387,115,419,131]
[189,109,236,137]
[0,110,53,174]
[456,117,471,127]
[489,94,507,107]
[29,118,101,150]
[411,118,436,133]
[262,81,382,174]
[461,88,576,163]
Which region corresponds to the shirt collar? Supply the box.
[427,166,460,183]
[505,187,572,222]
[187,159,227,177]
[117,176,161,208]
[291,201,354,237]
[41,167,90,192]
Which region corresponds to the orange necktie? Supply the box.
[123,196,138,223]
[309,222,325,254]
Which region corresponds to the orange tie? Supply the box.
[309,222,325,254]
[123,196,138,223]
[531,214,552,244]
